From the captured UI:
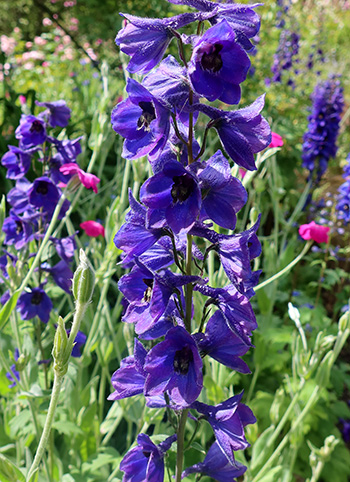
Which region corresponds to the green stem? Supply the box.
[185,234,193,332]
[255,241,312,292]
[175,410,188,482]
[246,365,260,403]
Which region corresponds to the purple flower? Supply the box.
[144,326,203,407]
[28,177,60,213]
[108,339,148,401]
[182,441,246,481]
[41,260,73,293]
[1,145,32,179]
[3,210,36,249]
[140,161,201,233]
[194,311,250,373]
[116,12,212,75]
[192,392,255,463]
[197,150,247,229]
[17,286,52,323]
[36,100,71,127]
[6,349,20,388]
[7,178,33,214]
[68,330,87,357]
[51,137,82,162]
[196,95,271,170]
[50,234,77,263]
[337,153,350,224]
[189,20,250,104]
[120,433,176,482]
[15,115,47,148]
[111,78,170,160]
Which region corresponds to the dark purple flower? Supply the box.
[28,176,60,213]
[192,392,255,463]
[116,11,213,75]
[68,330,87,357]
[51,137,82,162]
[144,326,203,407]
[337,153,350,225]
[166,0,261,51]
[339,418,350,444]
[3,210,36,249]
[120,433,176,482]
[41,260,73,293]
[197,150,247,229]
[7,178,32,214]
[140,161,201,233]
[15,115,47,148]
[6,349,20,388]
[189,20,250,104]
[270,30,300,84]
[302,77,344,183]
[50,234,77,263]
[194,311,250,373]
[111,78,170,160]
[182,441,246,481]
[36,100,71,127]
[17,286,52,323]
[196,95,271,170]
[108,339,148,401]
[1,145,32,179]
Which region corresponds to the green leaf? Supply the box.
[0,454,25,482]
[256,288,272,315]
[52,420,84,436]
[256,465,283,482]
[250,426,275,473]
[0,291,20,332]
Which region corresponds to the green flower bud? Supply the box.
[0,195,5,232]
[52,316,69,376]
[72,249,95,304]
[339,311,350,332]
[315,351,333,388]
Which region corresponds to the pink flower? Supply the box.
[269,132,284,148]
[239,168,246,179]
[19,95,26,105]
[59,163,100,193]
[80,221,105,237]
[299,221,330,244]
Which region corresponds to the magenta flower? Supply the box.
[59,163,100,193]
[269,132,283,148]
[299,221,330,244]
[80,220,105,237]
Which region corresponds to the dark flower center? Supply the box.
[201,43,223,73]
[16,221,23,234]
[137,101,156,131]
[173,346,193,375]
[31,291,43,305]
[30,120,44,133]
[171,174,195,203]
[142,451,151,458]
[36,182,49,195]
[142,278,154,303]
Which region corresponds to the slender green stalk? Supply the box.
[255,241,312,292]
[175,410,189,482]
[185,234,193,332]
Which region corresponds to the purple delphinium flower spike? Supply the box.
[36,100,71,127]
[144,326,203,407]
[140,161,201,233]
[108,339,148,401]
[111,78,171,161]
[1,145,33,179]
[17,286,53,323]
[182,441,247,481]
[196,95,271,170]
[193,311,250,373]
[120,433,176,482]
[6,349,20,388]
[188,20,250,104]
[15,115,47,148]
[197,150,247,229]
[192,392,256,463]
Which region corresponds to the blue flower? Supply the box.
[111,78,171,160]
[182,441,247,481]
[67,330,87,357]
[144,326,203,407]
[6,349,20,388]
[120,433,176,482]
[17,286,53,323]
[1,145,33,179]
[188,20,250,104]
[15,115,47,148]
[36,100,71,127]
[336,153,350,225]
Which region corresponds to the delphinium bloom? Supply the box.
[270,29,300,86]
[6,349,20,388]
[302,77,344,183]
[109,1,271,480]
[336,153,350,225]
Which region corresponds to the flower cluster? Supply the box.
[108,0,271,480]
[270,29,300,86]
[302,77,344,183]
[0,100,97,364]
[336,153,350,225]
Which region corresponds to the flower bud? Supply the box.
[0,195,5,232]
[339,311,350,332]
[315,351,333,387]
[52,316,69,375]
[72,249,95,304]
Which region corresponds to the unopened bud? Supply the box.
[339,311,350,332]
[320,335,336,351]
[72,249,95,304]
[0,195,5,232]
[315,351,333,387]
[249,207,259,225]
[52,316,69,375]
